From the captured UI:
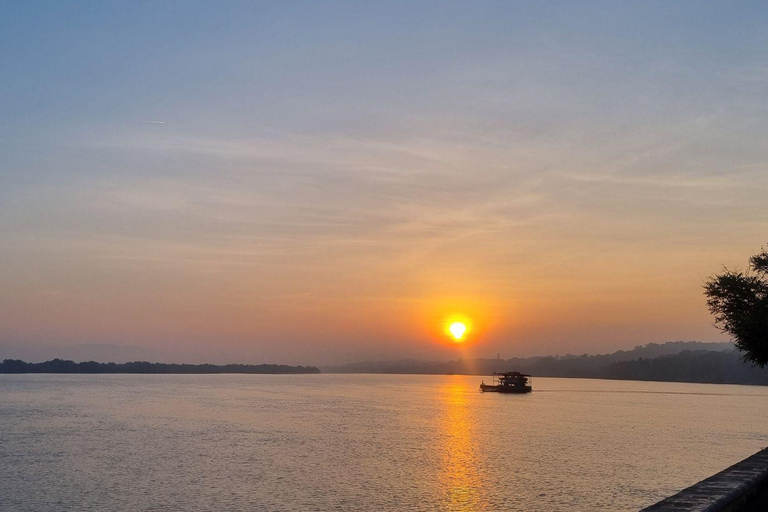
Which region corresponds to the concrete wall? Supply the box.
[642,447,768,512]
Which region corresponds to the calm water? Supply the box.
[1,374,768,511]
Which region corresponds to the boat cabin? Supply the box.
[480,372,532,393]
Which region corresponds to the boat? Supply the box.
[480,372,532,393]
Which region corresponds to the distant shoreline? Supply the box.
[319,371,768,388]
[0,358,320,374]
[322,342,768,386]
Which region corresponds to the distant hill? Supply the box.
[0,343,170,364]
[324,341,734,375]
[0,359,320,374]
[595,350,768,385]
[322,341,768,385]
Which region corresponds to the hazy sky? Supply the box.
[2,1,767,364]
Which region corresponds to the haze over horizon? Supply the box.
[2,2,767,365]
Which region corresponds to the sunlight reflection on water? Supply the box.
[440,382,485,510]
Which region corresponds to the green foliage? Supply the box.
[705,245,768,367]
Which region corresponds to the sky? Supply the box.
[1,1,767,365]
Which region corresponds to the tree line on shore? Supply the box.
[325,342,768,385]
[0,358,320,374]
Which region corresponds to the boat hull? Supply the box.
[480,384,532,394]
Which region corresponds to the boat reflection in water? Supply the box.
[479,372,532,394]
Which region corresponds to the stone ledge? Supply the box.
[642,447,768,512]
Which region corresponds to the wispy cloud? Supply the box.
[3,1,768,361]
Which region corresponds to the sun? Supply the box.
[438,312,474,344]
[448,321,468,342]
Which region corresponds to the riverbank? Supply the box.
[642,447,768,511]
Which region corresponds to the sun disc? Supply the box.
[449,322,467,341]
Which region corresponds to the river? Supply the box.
[2,374,767,511]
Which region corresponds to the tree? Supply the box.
[705,244,768,367]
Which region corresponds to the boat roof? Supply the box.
[493,371,531,377]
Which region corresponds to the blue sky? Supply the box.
[2,2,768,363]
